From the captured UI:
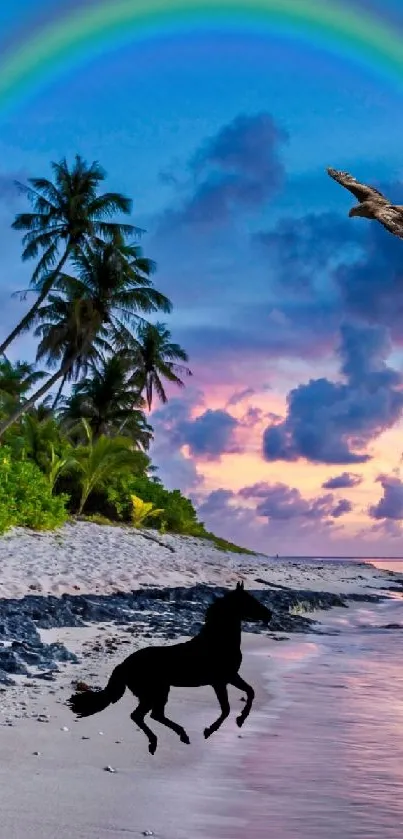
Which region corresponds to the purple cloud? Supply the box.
[226,387,256,406]
[152,397,241,461]
[159,112,288,229]
[263,322,403,465]
[332,181,403,338]
[254,211,364,292]
[322,472,363,489]
[331,498,353,518]
[238,482,352,522]
[180,408,241,458]
[369,475,403,521]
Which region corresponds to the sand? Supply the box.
[0,519,392,599]
[0,634,273,839]
[0,521,397,838]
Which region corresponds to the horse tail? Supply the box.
[68,664,126,718]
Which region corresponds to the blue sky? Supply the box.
[1,1,403,555]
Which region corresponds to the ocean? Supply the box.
[196,565,403,838]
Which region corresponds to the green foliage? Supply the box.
[0,447,68,534]
[46,443,77,492]
[80,513,120,527]
[72,419,146,514]
[130,493,164,528]
[106,474,204,535]
[202,531,257,555]
[0,154,247,551]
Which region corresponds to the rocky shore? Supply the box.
[0,581,386,686]
[0,522,399,690]
[0,526,400,839]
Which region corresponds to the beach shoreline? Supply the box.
[0,519,395,600]
[1,521,402,838]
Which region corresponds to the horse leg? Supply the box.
[204,682,230,739]
[130,699,158,755]
[150,688,190,745]
[229,673,255,727]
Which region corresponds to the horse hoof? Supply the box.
[149,741,157,755]
[236,716,245,728]
[181,733,191,745]
[204,727,212,739]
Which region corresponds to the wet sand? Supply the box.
[205,597,403,839]
[0,635,273,839]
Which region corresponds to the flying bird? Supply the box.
[327,167,403,240]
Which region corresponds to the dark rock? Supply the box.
[0,649,29,675]
[0,669,16,686]
[0,578,388,690]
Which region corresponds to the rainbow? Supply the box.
[0,0,402,113]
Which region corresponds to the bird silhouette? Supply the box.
[327,167,403,240]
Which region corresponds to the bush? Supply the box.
[130,494,164,528]
[0,448,68,534]
[104,474,205,535]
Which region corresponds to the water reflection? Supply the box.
[197,599,403,839]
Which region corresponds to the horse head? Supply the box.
[233,581,272,625]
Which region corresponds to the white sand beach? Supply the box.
[0,520,392,599]
[0,521,400,838]
[0,633,276,839]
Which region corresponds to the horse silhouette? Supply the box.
[68,582,271,754]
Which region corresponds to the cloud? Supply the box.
[333,183,403,337]
[151,395,241,462]
[179,408,241,459]
[174,297,340,374]
[331,498,353,518]
[254,211,364,293]
[194,480,355,554]
[369,475,403,521]
[226,387,256,406]
[263,322,403,465]
[322,472,363,489]
[159,112,288,229]
[149,393,205,491]
[238,481,352,522]
[198,488,240,519]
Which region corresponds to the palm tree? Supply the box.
[0,242,172,438]
[0,358,45,400]
[59,353,153,448]
[0,154,136,355]
[132,321,192,411]
[0,358,46,414]
[73,419,143,514]
[0,297,106,439]
[63,240,172,341]
[31,235,169,413]
[116,322,192,435]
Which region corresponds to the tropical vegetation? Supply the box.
[0,155,250,553]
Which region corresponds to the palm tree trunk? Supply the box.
[0,359,74,438]
[51,373,67,411]
[0,247,71,356]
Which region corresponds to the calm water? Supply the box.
[198,587,403,839]
[273,557,403,572]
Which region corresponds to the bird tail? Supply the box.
[68,664,126,718]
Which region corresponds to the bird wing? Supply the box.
[327,168,387,203]
[373,205,403,240]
